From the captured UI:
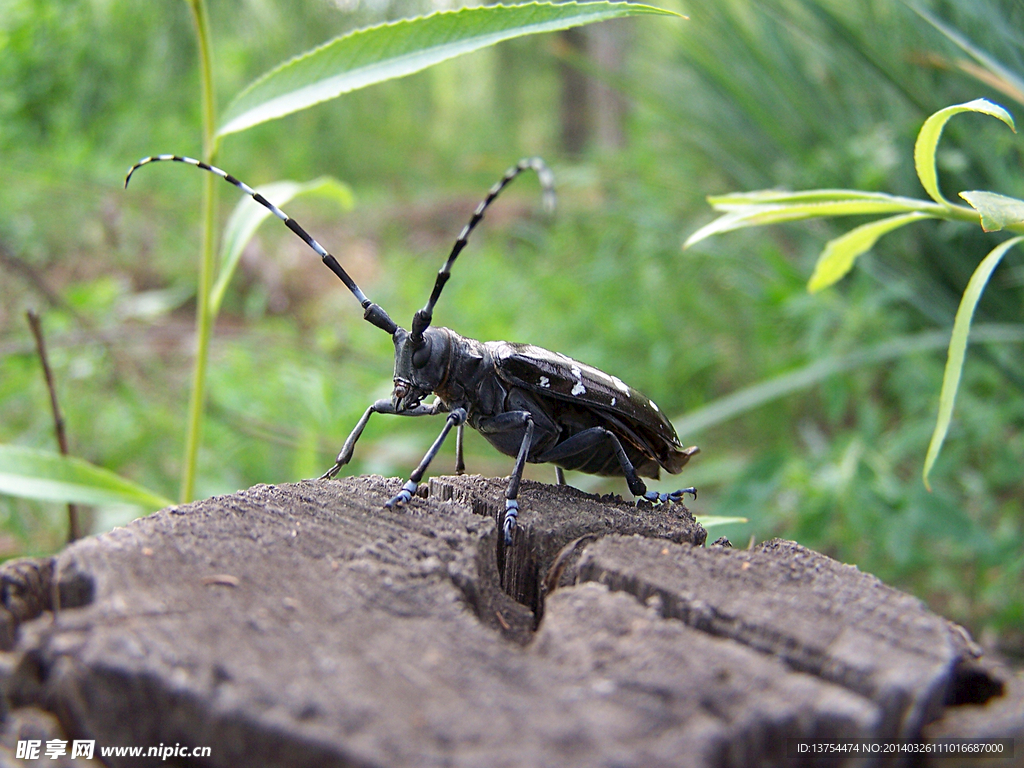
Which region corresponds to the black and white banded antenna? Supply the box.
[124,154,398,334]
[125,154,555,340]
[409,157,555,346]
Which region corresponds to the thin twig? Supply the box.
[1,239,138,384]
[0,241,67,310]
[26,309,82,542]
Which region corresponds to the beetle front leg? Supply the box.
[320,398,442,480]
[385,407,468,508]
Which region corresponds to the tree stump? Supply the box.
[0,475,1019,767]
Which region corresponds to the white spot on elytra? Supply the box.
[539,376,550,388]
[569,365,586,396]
[650,400,659,412]
[611,397,616,407]
[611,376,630,394]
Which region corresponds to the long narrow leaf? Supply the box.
[807,212,933,292]
[912,5,1024,107]
[923,237,1024,490]
[219,2,681,137]
[685,197,934,247]
[914,98,1014,207]
[672,324,1024,439]
[0,444,173,509]
[696,515,748,529]
[210,177,354,316]
[705,189,930,211]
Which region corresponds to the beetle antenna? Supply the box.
[410,157,554,345]
[125,155,398,335]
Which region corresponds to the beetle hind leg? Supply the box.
[643,487,697,504]
[537,427,648,497]
[536,428,697,506]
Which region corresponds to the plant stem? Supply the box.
[181,0,220,503]
[26,310,81,542]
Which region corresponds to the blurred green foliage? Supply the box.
[1,0,1022,655]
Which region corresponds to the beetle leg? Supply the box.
[385,408,468,508]
[555,467,566,486]
[644,487,698,504]
[320,398,443,480]
[503,417,536,545]
[477,411,537,544]
[454,423,466,475]
[535,427,647,494]
[537,427,697,504]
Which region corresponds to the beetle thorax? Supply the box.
[432,331,502,417]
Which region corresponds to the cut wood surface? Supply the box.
[0,475,1019,767]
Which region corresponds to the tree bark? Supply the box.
[0,475,1018,767]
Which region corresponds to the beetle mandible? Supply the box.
[126,155,699,543]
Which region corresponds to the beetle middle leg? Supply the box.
[537,428,696,505]
[385,408,468,508]
[476,411,541,544]
[454,423,466,475]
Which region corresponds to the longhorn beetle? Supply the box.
[125,155,699,543]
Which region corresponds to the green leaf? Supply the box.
[912,6,1024,107]
[807,212,933,293]
[696,515,748,529]
[923,236,1024,490]
[210,177,354,316]
[218,2,681,137]
[959,190,1024,232]
[914,98,1015,206]
[0,444,174,509]
[705,189,928,211]
[684,193,933,248]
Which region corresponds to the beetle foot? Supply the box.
[669,486,698,503]
[385,480,419,508]
[319,462,342,481]
[642,487,697,504]
[320,449,355,480]
[502,499,519,545]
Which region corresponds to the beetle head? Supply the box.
[391,326,450,411]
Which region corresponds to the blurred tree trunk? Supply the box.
[588,20,626,150]
[559,28,590,155]
[559,21,628,155]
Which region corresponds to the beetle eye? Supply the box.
[412,341,431,369]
